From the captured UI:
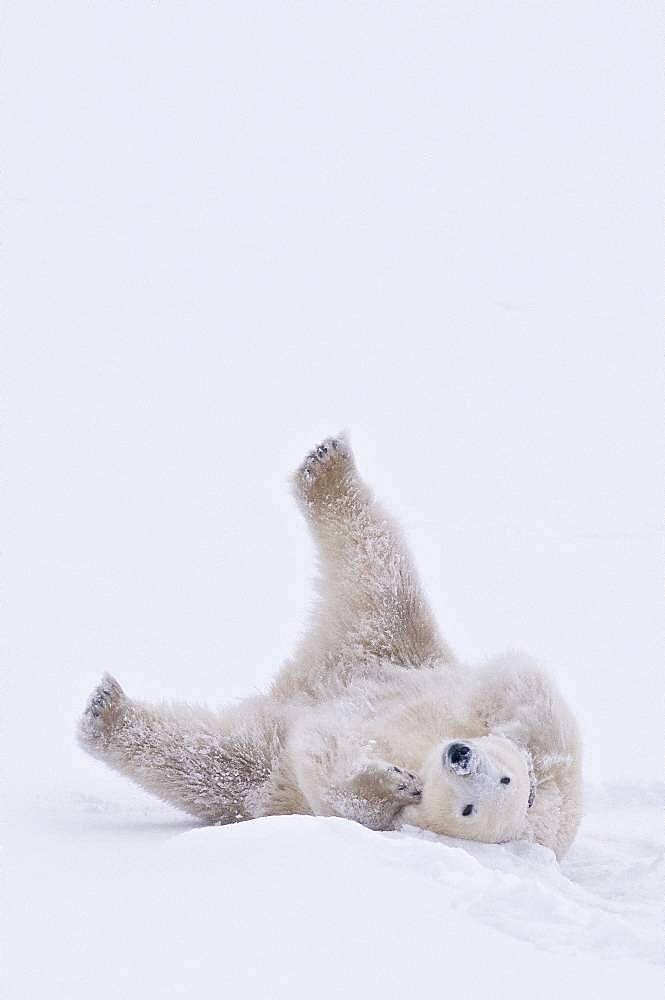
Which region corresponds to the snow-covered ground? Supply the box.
[5,776,663,998]
[4,4,663,997]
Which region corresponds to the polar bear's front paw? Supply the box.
[78,673,127,747]
[294,434,356,507]
[351,762,423,806]
[381,764,423,803]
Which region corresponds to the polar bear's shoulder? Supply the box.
[467,652,578,757]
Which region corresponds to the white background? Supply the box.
[5,2,662,783]
[3,4,663,997]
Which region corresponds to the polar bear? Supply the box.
[78,435,582,857]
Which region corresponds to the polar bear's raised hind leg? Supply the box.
[287,434,455,675]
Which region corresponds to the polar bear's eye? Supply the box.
[500,777,511,785]
[462,803,474,816]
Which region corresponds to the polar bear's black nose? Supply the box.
[446,743,473,771]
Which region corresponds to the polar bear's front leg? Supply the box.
[292,724,423,831]
[288,435,453,673]
[335,761,423,830]
[78,674,283,824]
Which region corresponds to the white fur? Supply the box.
[78,435,582,857]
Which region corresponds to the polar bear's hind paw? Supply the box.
[88,673,124,716]
[78,673,127,746]
[294,435,355,505]
[300,435,346,476]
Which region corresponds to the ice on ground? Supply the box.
[4,780,662,1000]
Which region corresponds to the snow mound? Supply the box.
[6,791,662,1000]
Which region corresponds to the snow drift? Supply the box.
[4,782,662,999]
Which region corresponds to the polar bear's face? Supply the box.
[408,734,532,844]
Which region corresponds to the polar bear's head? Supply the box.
[407,734,534,844]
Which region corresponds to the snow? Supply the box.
[4,781,663,999]
[4,2,663,997]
